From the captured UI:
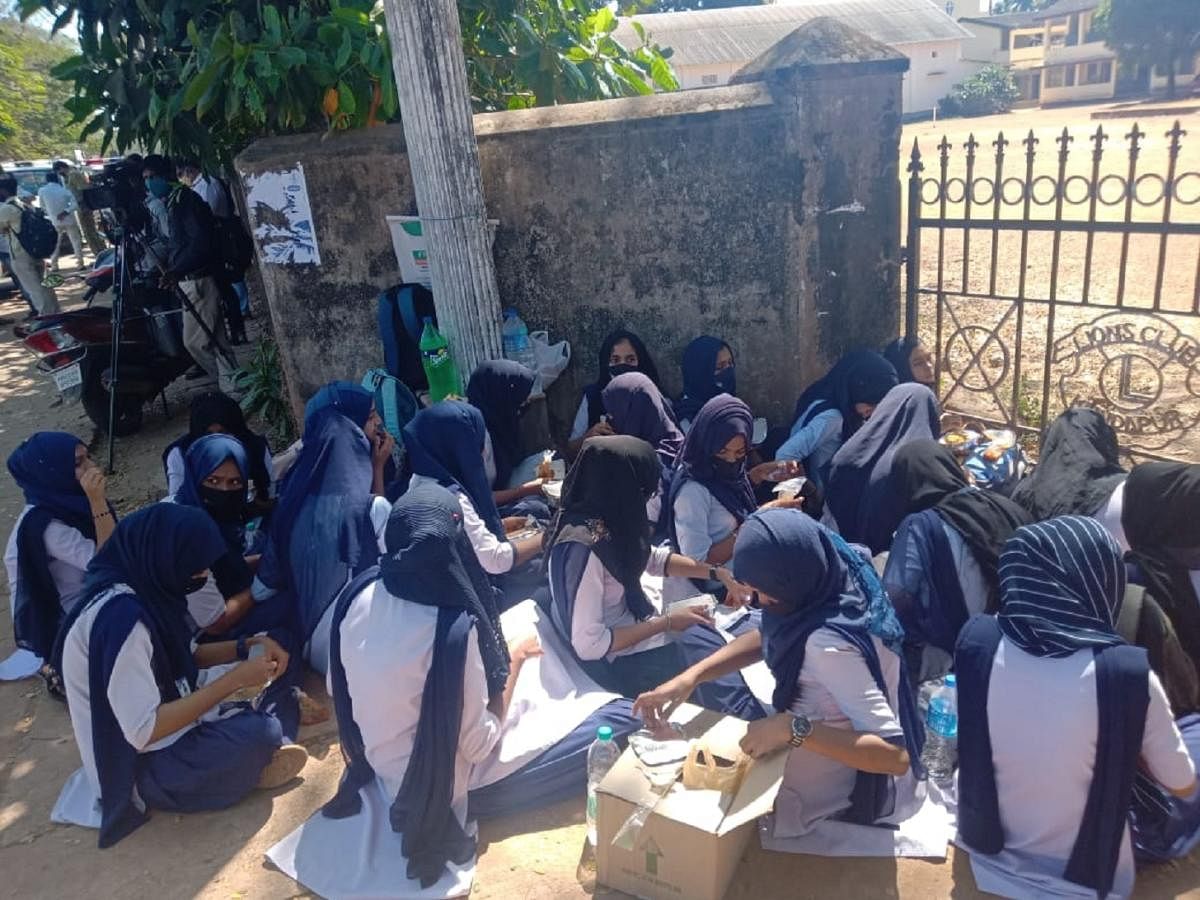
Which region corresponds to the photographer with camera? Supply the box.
[0,174,59,317]
[141,155,237,393]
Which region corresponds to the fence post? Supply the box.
[904,138,923,341]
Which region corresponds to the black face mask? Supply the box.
[608,363,638,380]
[200,485,247,524]
[711,458,745,480]
[184,575,208,595]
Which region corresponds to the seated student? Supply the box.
[955,516,1200,899]
[635,509,924,838]
[403,401,544,578]
[50,504,307,848]
[776,351,898,492]
[546,435,766,719]
[265,484,641,897]
[3,433,114,686]
[1010,406,1126,521]
[675,336,737,432]
[465,360,554,507]
[567,328,664,456]
[882,336,936,388]
[883,440,1030,682]
[825,383,941,555]
[254,383,392,674]
[603,371,685,526]
[162,391,274,506]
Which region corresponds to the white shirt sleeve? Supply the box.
[804,630,904,738]
[457,492,514,575]
[673,481,718,560]
[369,496,392,554]
[43,520,96,572]
[569,396,591,441]
[1141,671,1197,793]
[570,551,616,661]
[107,622,169,751]
[262,445,278,499]
[165,447,185,497]
[458,627,503,764]
[645,544,672,578]
[185,577,226,630]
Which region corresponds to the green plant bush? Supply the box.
[939,65,1022,118]
[234,338,296,447]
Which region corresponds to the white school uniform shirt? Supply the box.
[967,636,1195,900]
[52,585,243,829]
[568,543,671,661]
[408,474,514,576]
[1093,479,1200,602]
[773,628,917,838]
[671,480,739,561]
[569,395,594,442]
[164,443,277,500]
[776,404,842,463]
[36,181,76,221]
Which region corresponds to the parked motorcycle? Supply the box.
[15,279,194,435]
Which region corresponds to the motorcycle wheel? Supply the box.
[82,381,144,436]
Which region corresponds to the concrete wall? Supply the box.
[237,18,908,439]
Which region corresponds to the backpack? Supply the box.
[361,367,420,443]
[213,178,254,280]
[10,201,58,260]
[377,283,437,392]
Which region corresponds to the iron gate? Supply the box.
[904,119,1200,461]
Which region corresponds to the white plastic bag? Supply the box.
[530,330,570,392]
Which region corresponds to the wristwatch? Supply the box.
[236,635,250,660]
[708,566,720,583]
[788,714,813,748]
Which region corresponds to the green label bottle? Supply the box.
[418,316,462,402]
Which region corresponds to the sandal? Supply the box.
[39,663,67,702]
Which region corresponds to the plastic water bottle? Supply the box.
[418,317,462,402]
[500,308,537,372]
[586,725,621,846]
[921,674,958,782]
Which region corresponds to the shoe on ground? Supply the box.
[41,273,64,289]
[256,743,308,789]
[184,365,209,380]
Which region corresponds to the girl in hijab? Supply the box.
[465,360,554,508]
[546,435,767,718]
[881,336,936,388]
[675,336,737,431]
[602,371,685,526]
[825,383,941,555]
[883,440,1031,682]
[404,401,545,579]
[634,509,925,841]
[162,391,274,505]
[567,328,663,455]
[3,432,114,687]
[1010,406,1126,521]
[266,483,640,898]
[776,351,899,492]
[254,382,392,674]
[954,517,1199,899]
[50,504,307,848]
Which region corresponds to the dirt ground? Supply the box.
[5,101,1200,899]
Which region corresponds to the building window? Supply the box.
[700,74,719,86]
[1081,61,1112,84]
[1013,33,1043,49]
[1044,65,1067,88]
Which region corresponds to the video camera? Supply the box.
[83,158,149,234]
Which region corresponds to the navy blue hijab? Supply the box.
[666,394,757,553]
[792,351,899,441]
[303,381,374,434]
[676,336,735,423]
[161,391,272,501]
[466,360,536,489]
[733,509,924,823]
[70,505,227,846]
[175,433,250,554]
[322,483,507,887]
[403,400,505,539]
[260,402,379,639]
[826,383,941,554]
[7,432,111,661]
[602,372,684,472]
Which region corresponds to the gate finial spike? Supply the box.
[1056,127,1074,160]
[1166,120,1186,157]
[1090,125,1107,160]
[964,132,979,157]
[1126,123,1146,158]
[1022,129,1038,159]
[993,131,1009,155]
[907,137,924,175]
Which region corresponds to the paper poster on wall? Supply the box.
[386,215,500,287]
[243,164,321,265]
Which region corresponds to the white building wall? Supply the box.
[898,40,984,115]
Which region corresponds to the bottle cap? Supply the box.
[944,674,956,687]
[503,307,516,317]
[597,725,613,741]
[423,316,432,324]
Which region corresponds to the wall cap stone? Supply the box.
[731,16,910,84]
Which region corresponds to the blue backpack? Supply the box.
[377,283,436,392]
[361,368,419,445]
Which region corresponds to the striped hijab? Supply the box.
[998,516,1126,658]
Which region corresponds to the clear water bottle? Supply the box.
[418,316,462,402]
[921,674,958,782]
[586,724,621,846]
[500,308,537,372]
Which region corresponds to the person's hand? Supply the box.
[247,635,289,672]
[371,430,395,470]
[585,420,615,440]
[508,633,543,665]
[632,674,696,729]
[758,496,805,513]
[739,714,794,760]
[664,605,713,632]
[78,467,107,504]
[750,459,801,485]
[502,516,528,534]
[714,568,755,608]
[231,654,278,691]
[520,479,546,498]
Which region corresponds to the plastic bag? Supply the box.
[529,330,570,392]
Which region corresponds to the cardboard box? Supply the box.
[595,705,786,900]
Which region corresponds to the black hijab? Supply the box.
[602,372,685,472]
[547,435,662,620]
[1010,407,1127,520]
[163,391,272,500]
[1123,462,1200,662]
[581,329,662,429]
[466,360,536,489]
[792,350,899,441]
[891,440,1031,610]
[882,337,919,384]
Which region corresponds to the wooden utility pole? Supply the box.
[383,0,503,380]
